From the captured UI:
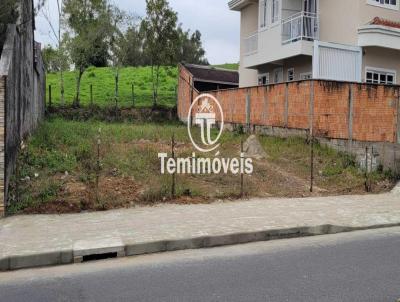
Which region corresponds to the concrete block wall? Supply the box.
[177,67,400,173]
[0,0,45,216]
[0,76,5,215]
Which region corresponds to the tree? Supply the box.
[175,26,209,65]
[63,0,115,107]
[108,6,132,106]
[141,0,178,107]
[0,0,18,54]
[41,0,69,105]
[42,45,60,73]
[118,26,148,67]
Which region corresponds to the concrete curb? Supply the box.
[2,222,400,272]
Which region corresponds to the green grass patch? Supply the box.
[47,66,179,108]
[213,63,239,70]
[9,118,396,214]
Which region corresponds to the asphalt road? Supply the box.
[1,227,400,302]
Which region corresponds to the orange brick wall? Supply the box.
[288,81,311,130]
[313,81,350,139]
[213,88,247,124]
[177,64,198,122]
[352,85,398,142]
[178,66,400,144]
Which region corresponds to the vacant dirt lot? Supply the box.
[8,118,397,215]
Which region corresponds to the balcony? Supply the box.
[244,32,258,55]
[242,11,318,68]
[281,12,319,45]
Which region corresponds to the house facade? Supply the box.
[229,0,400,87]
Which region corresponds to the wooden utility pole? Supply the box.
[241,139,244,197]
[171,134,176,198]
[310,130,314,193]
[131,83,135,108]
[90,84,93,107]
[48,85,52,108]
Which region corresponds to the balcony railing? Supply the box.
[244,32,258,55]
[281,12,319,44]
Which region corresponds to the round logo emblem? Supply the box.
[187,94,224,153]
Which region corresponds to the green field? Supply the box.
[47,64,239,108]
[47,66,179,108]
[213,63,239,70]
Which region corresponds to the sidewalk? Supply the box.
[1,189,400,271]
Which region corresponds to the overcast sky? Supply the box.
[35,0,240,65]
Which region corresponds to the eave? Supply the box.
[228,0,258,11]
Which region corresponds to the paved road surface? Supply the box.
[1,227,400,302]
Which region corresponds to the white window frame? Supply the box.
[367,0,399,11]
[273,67,284,83]
[259,0,281,30]
[259,0,268,29]
[365,66,397,84]
[300,72,312,80]
[271,0,281,24]
[287,68,295,81]
[258,73,270,85]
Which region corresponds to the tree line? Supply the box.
[41,0,209,107]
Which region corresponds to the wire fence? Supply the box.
[47,83,178,109]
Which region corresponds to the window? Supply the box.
[367,0,399,10]
[300,72,312,80]
[365,68,396,84]
[271,0,280,24]
[258,73,270,85]
[260,0,268,28]
[259,0,281,29]
[287,68,295,81]
[273,67,283,83]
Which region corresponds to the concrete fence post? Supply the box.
[348,84,354,151]
[309,80,315,136]
[284,83,289,127]
[0,76,5,217]
[246,89,251,131]
[263,86,269,124]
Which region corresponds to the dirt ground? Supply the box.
[13,119,397,215]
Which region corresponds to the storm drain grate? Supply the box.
[82,252,118,262]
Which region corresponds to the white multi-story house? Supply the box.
[229,0,400,87]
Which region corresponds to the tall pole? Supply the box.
[241,139,244,197]
[171,133,176,198]
[310,130,314,193]
[90,84,93,107]
[48,84,52,109]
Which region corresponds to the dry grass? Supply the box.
[7,118,397,215]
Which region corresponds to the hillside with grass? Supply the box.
[212,63,239,70]
[47,66,179,108]
[47,64,239,108]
